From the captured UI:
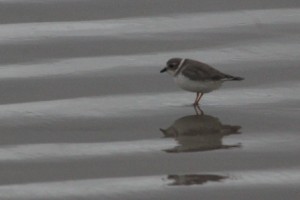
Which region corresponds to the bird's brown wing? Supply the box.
[181,60,227,81]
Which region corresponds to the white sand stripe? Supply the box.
[0,139,175,161]
[0,131,299,162]
[0,41,299,79]
[0,9,299,42]
[0,83,298,123]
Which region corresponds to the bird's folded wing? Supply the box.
[181,61,226,81]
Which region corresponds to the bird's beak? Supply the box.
[160,67,167,73]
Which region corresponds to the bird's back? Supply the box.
[181,59,235,81]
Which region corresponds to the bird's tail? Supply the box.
[231,76,244,81]
[225,75,244,81]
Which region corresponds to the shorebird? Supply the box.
[160,58,244,105]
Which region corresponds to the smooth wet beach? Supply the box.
[0,0,300,199]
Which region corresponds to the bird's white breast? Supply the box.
[174,74,222,93]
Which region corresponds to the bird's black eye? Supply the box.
[169,63,177,68]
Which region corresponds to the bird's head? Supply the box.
[160,58,183,76]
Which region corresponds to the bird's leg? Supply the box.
[194,92,204,105]
[193,92,200,105]
[197,93,204,104]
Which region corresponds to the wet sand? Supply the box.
[0,0,300,199]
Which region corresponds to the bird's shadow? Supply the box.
[166,174,228,186]
[160,106,242,153]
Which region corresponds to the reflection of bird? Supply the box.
[160,113,241,153]
[160,58,244,105]
[167,174,227,186]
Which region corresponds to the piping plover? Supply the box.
[160,58,244,105]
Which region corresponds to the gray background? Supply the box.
[0,0,299,199]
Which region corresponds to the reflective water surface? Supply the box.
[0,0,300,200]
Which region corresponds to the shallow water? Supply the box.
[0,0,300,199]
